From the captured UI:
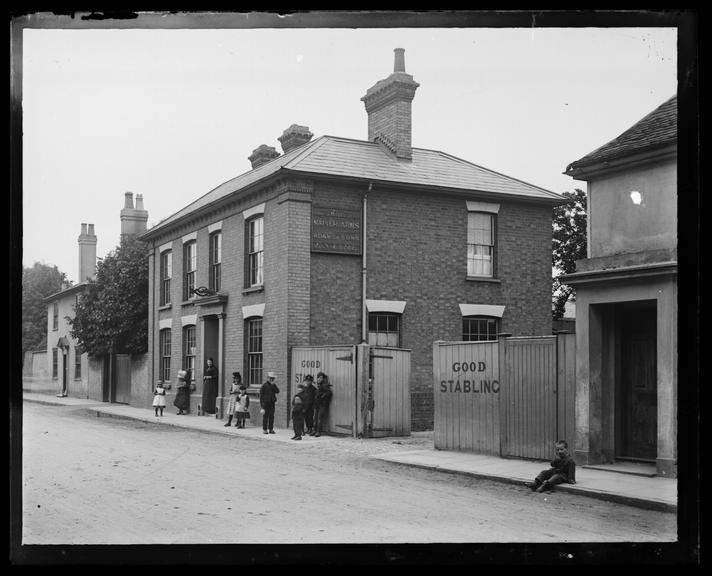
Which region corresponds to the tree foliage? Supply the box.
[552,188,587,320]
[22,262,70,356]
[69,235,149,356]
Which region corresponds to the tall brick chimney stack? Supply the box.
[78,222,97,282]
[120,191,149,239]
[361,48,420,160]
[248,144,280,169]
[278,124,313,154]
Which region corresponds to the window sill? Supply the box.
[242,285,264,295]
[466,276,501,284]
[181,299,197,306]
[158,304,172,311]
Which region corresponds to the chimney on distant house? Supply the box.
[78,222,97,282]
[278,124,313,154]
[248,144,280,169]
[361,48,420,160]
[120,191,149,238]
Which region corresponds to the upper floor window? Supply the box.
[245,317,263,387]
[467,212,495,277]
[368,313,401,347]
[209,231,222,293]
[463,316,499,341]
[247,216,264,287]
[159,328,172,382]
[182,325,196,377]
[160,250,172,306]
[183,241,196,301]
[52,302,59,331]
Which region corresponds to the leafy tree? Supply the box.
[22,263,70,356]
[69,235,148,356]
[552,188,587,320]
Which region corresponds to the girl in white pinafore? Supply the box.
[152,382,167,416]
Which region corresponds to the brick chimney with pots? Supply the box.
[248,144,280,169]
[361,48,420,160]
[120,191,149,238]
[78,222,97,282]
[278,124,313,154]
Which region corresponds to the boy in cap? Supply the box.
[302,374,317,435]
[291,382,307,440]
[259,371,280,434]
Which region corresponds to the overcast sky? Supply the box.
[20,18,677,284]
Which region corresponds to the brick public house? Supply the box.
[140,49,563,431]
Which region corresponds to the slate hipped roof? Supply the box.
[565,94,677,175]
[142,136,563,239]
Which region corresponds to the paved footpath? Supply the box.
[21,392,677,513]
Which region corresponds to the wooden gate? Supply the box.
[291,346,358,436]
[366,347,411,438]
[500,337,556,460]
[114,354,131,404]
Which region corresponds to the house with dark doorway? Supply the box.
[140,49,564,431]
[562,95,677,477]
[42,193,149,402]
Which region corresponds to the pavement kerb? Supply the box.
[23,394,677,513]
[372,457,676,513]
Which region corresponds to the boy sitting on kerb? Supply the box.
[525,440,576,493]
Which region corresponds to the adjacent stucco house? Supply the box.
[562,94,677,477]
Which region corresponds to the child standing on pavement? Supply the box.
[153,382,167,417]
[224,372,242,427]
[291,383,306,440]
[525,440,576,493]
[235,385,250,428]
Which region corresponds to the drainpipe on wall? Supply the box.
[362,182,371,343]
[150,243,155,397]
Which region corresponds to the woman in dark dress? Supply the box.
[173,369,190,415]
[201,358,219,415]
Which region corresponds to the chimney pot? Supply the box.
[248,144,280,169]
[124,192,134,209]
[81,223,88,235]
[88,224,95,236]
[394,48,405,73]
[135,194,144,210]
[278,124,314,154]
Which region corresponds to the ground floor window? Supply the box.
[160,329,171,382]
[368,313,401,347]
[246,317,263,387]
[462,316,499,341]
[74,347,82,379]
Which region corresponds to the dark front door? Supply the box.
[619,302,657,461]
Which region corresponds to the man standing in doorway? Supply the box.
[259,371,280,434]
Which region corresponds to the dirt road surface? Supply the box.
[20,402,676,545]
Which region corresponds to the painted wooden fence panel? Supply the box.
[434,335,576,458]
[291,346,357,436]
[433,341,500,454]
[500,336,557,460]
[556,333,577,447]
[368,347,411,437]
